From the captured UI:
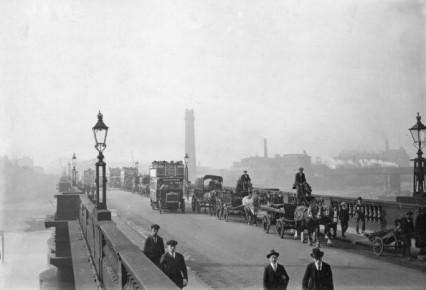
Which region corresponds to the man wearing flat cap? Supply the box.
[143,224,165,266]
[400,211,415,259]
[263,250,289,290]
[160,240,188,289]
[302,248,334,290]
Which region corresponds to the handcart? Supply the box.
[364,228,403,256]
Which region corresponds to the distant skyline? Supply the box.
[1,0,424,170]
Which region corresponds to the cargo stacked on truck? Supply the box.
[149,160,185,214]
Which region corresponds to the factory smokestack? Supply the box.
[264,138,268,158]
[185,109,196,182]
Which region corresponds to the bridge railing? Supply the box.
[78,195,179,290]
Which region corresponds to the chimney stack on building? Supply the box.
[264,138,268,158]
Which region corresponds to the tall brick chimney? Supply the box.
[184,109,197,182]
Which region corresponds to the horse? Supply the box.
[316,204,338,246]
[202,190,218,215]
[294,204,320,247]
[296,182,312,206]
[242,192,260,226]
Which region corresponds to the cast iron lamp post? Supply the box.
[184,153,189,198]
[67,162,71,180]
[409,112,426,197]
[72,153,77,186]
[184,153,189,183]
[93,111,109,209]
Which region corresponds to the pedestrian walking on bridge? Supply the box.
[160,240,188,289]
[302,248,334,290]
[263,250,289,290]
[143,224,165,266]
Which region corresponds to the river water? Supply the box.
[0,173,57,290]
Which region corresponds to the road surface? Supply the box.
[107,189,426,290]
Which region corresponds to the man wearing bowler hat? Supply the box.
[302,248,334,290]
[263,250,289,290]
[143,224,165,266]
[159,240,188,289]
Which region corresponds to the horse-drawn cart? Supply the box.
[261,203,298,237]
[192,175,223,215]
[216,190,247,222]
[364,228,403,256]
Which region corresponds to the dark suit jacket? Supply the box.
[295,172,306,184]
[143,235,165,265]
[302,262,333,290]
[159,252,188,289]
[263,263,289,290]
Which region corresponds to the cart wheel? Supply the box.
[191,197,196,212]
[196,201,201,213]
[277,219,285,238]
[216,200,223,220]
[263,216,270,233]
[373,237,384,256]
[181,199,185,213]
[158,201,162,214]
[224,207,229,222]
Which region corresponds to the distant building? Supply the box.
[337,140,410,167]
[16,156,34,168]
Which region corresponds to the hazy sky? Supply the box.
[1,0,425,170]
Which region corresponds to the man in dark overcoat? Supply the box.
[302,248,334,290]
[400,211,415,259]
[159,240,188,289]
[339,202,349,238]
[143,224,165,266]
[263,250,289,290]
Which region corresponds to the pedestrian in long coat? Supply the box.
[159,240,188,289]
[263,250,290,290]
[400,211,414,259]
[143,224,165,266]
[302,248,334,290]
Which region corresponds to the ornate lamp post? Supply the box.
[409,113,426,197]
[184,153,189,183]
[72,153,77,186]
[67,162,71,180]
[92,111,109,210]
[184,153,189,198]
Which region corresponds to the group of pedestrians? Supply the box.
[263,248,334,290]
[143,224,188,289]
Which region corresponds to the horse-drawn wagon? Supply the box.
[261,191,298,237]
[216,178,259,225]
[192,175,223,214]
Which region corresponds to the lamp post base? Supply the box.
[95,209,111,221]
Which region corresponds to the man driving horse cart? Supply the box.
[292,167,312,205]
[216,178,259,225]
